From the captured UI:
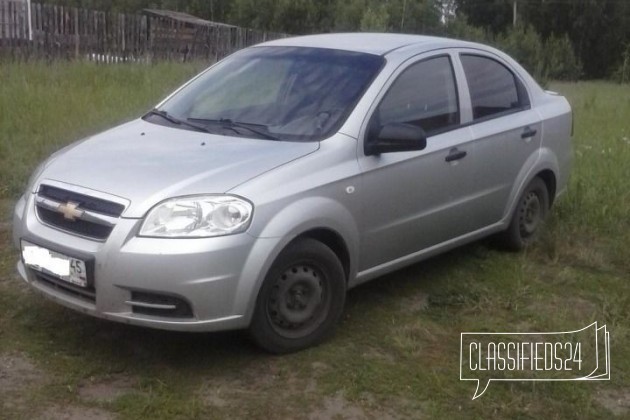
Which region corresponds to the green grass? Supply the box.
[0,62,629,419]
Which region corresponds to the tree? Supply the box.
[360,3,390,32]
[454,0,513,33]
[453,0,630,78]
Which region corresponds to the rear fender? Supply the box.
[502,147,558,224]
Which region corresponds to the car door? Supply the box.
[454,52,542,228]
[356,53,477,271]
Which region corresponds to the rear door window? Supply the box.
[460,54,529,121]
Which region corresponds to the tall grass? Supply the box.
[551,82,630,236]
[0,60,206,198]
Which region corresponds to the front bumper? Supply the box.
[12,192,280,332]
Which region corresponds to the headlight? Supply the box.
[139,195,253,238]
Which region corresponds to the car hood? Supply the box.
[36,119,319,218]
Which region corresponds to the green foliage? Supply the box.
[442,22,582,84]
[542,34,582,81]
[387,0,442,33]
[443,14,489,43]
[455,0,514,34]
[228,0,276,31]
[332,0,365,32]
[492,25,582,84]
[454,0,630,79]
[360,3,390,32]
[271,0,320,34]
[612,44,630,84]
[495,24,545,80]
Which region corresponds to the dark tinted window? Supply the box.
[460,54,528,120]
[375,56,459,135]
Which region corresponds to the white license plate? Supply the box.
[21,241,88,288]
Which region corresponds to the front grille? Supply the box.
[34,271,96,303]
[129,291,194,318]
[39,185,124,217]
[36,185,124,240]
[37,207,113,239]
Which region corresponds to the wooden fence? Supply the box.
[0,1,286,62]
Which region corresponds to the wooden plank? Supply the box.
[34,2,40,37]
[42,4,51,58]
[99,11,104,55]
[18,0,24,40]
[0,1,6,41]
[0,2,5,52]
[120,13,124,55]
[60,5,64,37]
[92,7,98,56]
[85,7,91,58]
[141,14,148,60]
[32,2,38,56]
[74,7,78,58]
[52,4,58,57]
[9,1,15,41]
[1,1,4,40]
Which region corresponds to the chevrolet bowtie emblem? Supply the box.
[57,201,84,221]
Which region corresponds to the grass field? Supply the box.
[0,61,629,419]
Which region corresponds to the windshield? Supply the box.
[153,46,384,142]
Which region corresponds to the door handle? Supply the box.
[521,127,537,139]
[445,148,467,162]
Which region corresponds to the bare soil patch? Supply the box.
[36,405,117,420]
[527,295,598,320]
[594,388,630,416]
[307,391,366,420]
[77,374,138,403]
[400,292,430,314]
[0,352,48,410]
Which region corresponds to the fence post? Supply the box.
[74,7,78,58]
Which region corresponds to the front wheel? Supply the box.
[249,238,346,354]
[497,177,550,251]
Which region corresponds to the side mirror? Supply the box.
[365,122,427,156]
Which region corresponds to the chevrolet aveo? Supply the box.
[13,33,572,353]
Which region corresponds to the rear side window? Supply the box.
[460,54,529,120]
[376,56,459,136]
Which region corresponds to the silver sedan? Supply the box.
[13,33,572,353]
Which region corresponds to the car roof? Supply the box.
[257,33,473,56]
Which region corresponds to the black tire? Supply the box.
[249,238,346,354]
[498,177,550,251]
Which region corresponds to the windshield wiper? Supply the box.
[145,109,211,134]
[188,118,280,141]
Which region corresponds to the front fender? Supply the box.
[235,196,360,325]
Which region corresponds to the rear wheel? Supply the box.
[498,177,550,251]
[249,238,346,353]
